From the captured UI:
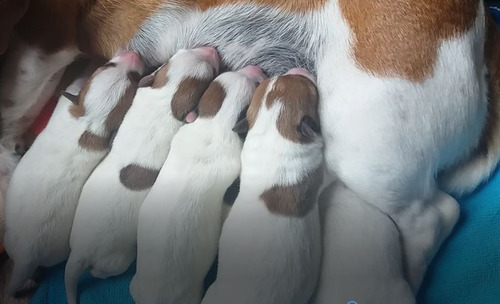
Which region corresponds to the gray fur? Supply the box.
[127,4,319,76]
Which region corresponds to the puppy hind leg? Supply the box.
[392,191,460,292]
[7,259,37,297]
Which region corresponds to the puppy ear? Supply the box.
[232,117,249,135]
[138,74,155,87]
[298,116,320,139]
[62,92,79,104]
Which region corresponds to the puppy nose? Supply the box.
[194,47,220,73]
[117,51,145,75]
[285,68,316,83]
[239,65,266,84]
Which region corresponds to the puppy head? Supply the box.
[62,51,144,135]
[235,68,320,144]
[197,65,266,131]
[138,47,220,122]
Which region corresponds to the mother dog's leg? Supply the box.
[317,0,487,293]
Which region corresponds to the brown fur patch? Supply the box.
[0,0,29,55]
[119,164,160,191]
[198,81,226,118]
[171,77,212,121]
[152,63,170,89]
[339,0,479,82]
[15,0,79,53]
[104,83,138,133]
[194,0,328,13]
[265,75,319,143]
[260,167,322,217]
[247,79,271,128]
[77,0,164,59]
[78,130,109,151]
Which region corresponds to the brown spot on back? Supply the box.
[265,75,319,143]
[339,0,479,82]
[105,83,138,133]
[260,167,323,217]
[120,164,160,191]
[152,63,170,89]
[198,81,227,118]
[78,130,109,151]
[171,77,212,121]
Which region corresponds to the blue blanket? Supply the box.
[30,6,500,304]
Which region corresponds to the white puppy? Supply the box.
[312,181,415,304]
[202,68,323,304]
[130,65,265,304]
[3,51,144,295]
[64,47,220,304]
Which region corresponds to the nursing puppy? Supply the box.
[64,47,219,304]
[3,51,143,295]
[130,65,264,304]
[313,181,414,304]
[202,68,322,304]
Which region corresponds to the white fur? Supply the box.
[3,57,138,295]
[0,145,18,242]
[202,78,323,304]
[130,71,255,304]
[0,36,78,152]
[316,0,481,291]
[65,49,217,304]
[313,181,415,304]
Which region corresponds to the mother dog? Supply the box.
[1,0,499,299]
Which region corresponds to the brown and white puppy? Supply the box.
[65,47,219,304]
[130,65,264,304]
[2,0,500,298]
[3,51,143,296]
[202,68,323,304]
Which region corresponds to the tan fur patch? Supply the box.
[247,78,271,128]
[194,0,327,13]
[77,0,164,59]
[260,167,322,217]
[197,81,226,118]
[152,63,170,89]
[339,0,479,82]
[266,75,319,143]
[171,77,212,121]
[119,164,160,191]
[78,130,109,151]
[0,0,29,55]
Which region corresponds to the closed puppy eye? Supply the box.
[103,62,117,68]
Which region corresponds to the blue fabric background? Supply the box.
[29,6,500,304]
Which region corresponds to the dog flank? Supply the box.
[120,164,160,191]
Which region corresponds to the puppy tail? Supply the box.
[65,254,86,304]
[439,15,500,196]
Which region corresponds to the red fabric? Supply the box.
[31,95,58,136]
